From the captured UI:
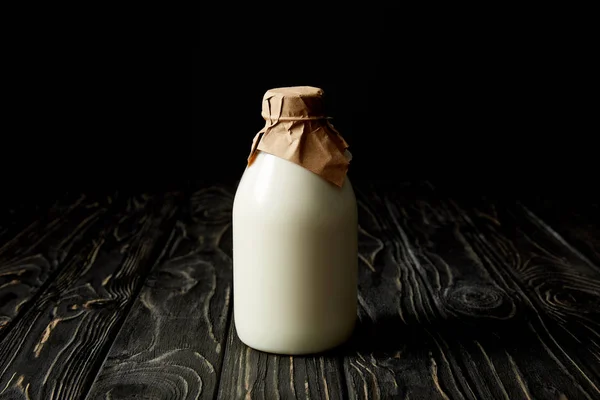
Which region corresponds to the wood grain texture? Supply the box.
[0,194,176,400]
[520,198,600,270]
[1,182,599,400]
[343,183,600,399]
[86,187,234,400]
[0,194,111,334]
[0,197,53,247]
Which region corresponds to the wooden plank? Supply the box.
[0,194,103,261]
[0,193,111,334]
[345,183,468,400]
[0,193,176,400]
[470,197,600,397]
[518,198,600,269]
[86,187,235,400]
[343,183,600,399]
[0,197,52,247]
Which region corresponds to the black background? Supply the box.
[190,13,595,199]
[5,11,596,201]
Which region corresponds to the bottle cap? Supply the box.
[248,86,351,187]
[261,86,327,121]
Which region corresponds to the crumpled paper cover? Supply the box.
[248,86,351,187]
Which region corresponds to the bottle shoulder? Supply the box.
[233,152,356,220]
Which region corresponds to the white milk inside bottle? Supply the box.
[233,86,357,355]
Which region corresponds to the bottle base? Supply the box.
[235,322,356,356]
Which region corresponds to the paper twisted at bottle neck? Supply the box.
[248,118,350,187]
[248,86,351,187]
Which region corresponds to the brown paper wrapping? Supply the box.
[248,86,351,187]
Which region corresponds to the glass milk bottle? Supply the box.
[233,86,358,355]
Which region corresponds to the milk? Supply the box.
[233,151,358,354]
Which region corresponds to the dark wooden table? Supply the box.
[0,182,598,399]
